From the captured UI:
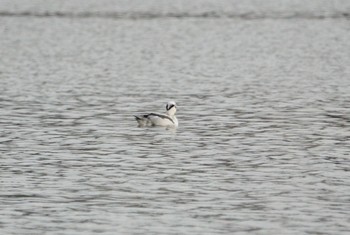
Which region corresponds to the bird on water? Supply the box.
[134,101,178,128]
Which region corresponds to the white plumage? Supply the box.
[134,101,178,127]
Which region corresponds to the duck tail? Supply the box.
[134,115,141,120]
[134,115,146,126]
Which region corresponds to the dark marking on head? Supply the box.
[166,104,175,111]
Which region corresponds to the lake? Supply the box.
[0,0,350,234]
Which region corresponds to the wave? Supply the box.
[0,11,349,20]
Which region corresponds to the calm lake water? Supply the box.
[1,1,350,234]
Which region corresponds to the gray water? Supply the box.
[1,1,350,234]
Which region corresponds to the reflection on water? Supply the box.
[1,1,350,234]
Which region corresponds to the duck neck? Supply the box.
[166,109,176,117]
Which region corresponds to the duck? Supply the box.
[134,101,178,127]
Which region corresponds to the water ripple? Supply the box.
[0,7,350,234]
[0,10,350,20]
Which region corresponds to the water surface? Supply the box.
[0,1,350,234]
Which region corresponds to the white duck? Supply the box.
[134,101,178,127]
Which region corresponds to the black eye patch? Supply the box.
[167,104,175,110]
